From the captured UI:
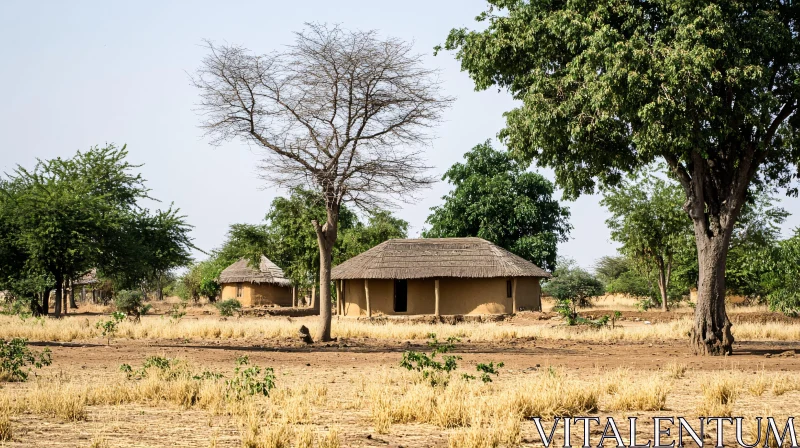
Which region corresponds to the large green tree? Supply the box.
[0,145,194,316]
[423,141,570,271]
[442,1,800,355]
[601,174,692,310]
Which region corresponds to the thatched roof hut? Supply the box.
[332,237,550,280]
[332,238,549,317]
[218,256,292,307]
[73,268,99,286]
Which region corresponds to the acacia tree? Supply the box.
[601,175,692,311]
[194,24,451,341]
[443,1,800,355]
[423,141,570,271]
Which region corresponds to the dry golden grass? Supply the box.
[605,373,670,411]
[748,371,771,397]
[697,375,740,417]
[664,362,688,379]
[3,313,800,344]
[0,409,11,442]
[25,381,88,421]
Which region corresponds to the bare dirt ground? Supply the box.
[2,310,800,447]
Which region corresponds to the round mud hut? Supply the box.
[331,237,550,317]
[218,256,292,307]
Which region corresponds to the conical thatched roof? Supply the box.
[218,256,292,287]
[332,237,551,280]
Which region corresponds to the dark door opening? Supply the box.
[394,279,408,312]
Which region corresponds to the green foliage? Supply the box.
[119,355,198,381]
[215,299,242,317]
[114,290,152,321]
[121,356,222,383]
[95,312,126,345]
[442,1,800,198]
[225,356,276,400]
[543,259,604,325]
[601,173,691,307]
[0,145,194,316]
[474,362,504,383]
[168,303,187,322]
[400,334,461,386]
[423,141,570,271]
[544,259,604,306]
[197,188,408,295]
[764,230,800,315]
[0,338,52,381]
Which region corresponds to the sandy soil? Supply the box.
[3,312,800,447]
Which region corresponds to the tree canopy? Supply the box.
[442,0,800,355]
[423,141,570,271]
[0,145,194,315]
[188,189,409,302]
[601,173,692,310]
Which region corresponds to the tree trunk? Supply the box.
[656,259,669,312]
[690,232,734,355]
[69,280,78,309]
[312,204,340,343]
[40,287,51,316]
[54,274,63,318]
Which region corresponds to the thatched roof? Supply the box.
[332,237,551,280]
[73,269,98,286]
[218,256,292,287]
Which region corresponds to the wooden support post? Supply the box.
[311,284,316,309]
[434,279,440,316]
[512,278,518,315]
[364,279,371,318]
[292,286,297,308]
[335,280,342,316]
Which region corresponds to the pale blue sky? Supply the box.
[1,1,797,270]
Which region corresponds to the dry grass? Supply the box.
[748,371,771,397]
[0,409,11,442]
[605,373,670,411]
[5,314,800,344]
[664,362,688,379]
[697,376,740,417]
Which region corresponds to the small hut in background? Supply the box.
[218,256,293,307]
[331,237,550,317]
[72,268,108,304]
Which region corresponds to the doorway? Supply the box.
[394,279,408,312]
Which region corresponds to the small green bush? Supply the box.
[96,312,126,345]
[225,355,275,399]
[0,338,52,381]
[215,299,242,317]
[400,334,461,386]
[114,290,151,321]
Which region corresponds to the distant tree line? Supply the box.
[545,170,800,315]
[175,188,408,304]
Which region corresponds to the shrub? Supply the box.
[168,303,187,322]
[114,290,151,321]
[225,356,275,400]
[215,299,242,317]
[95,312,126,345]
[400,334,461,386]
[0,338,52,381]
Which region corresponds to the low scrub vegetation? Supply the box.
[215,298,242,317]
[0,337,51,381]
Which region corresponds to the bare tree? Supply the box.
[193,24,452,341]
